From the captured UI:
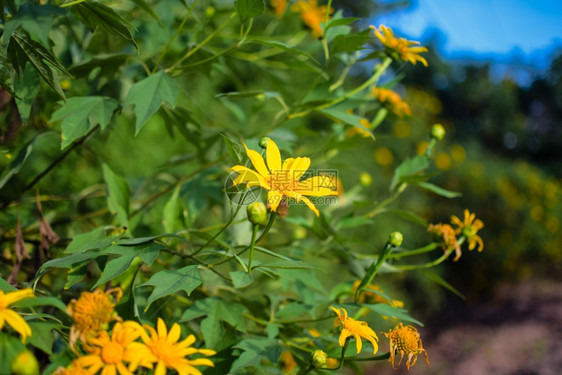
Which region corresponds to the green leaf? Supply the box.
[221,133,243,164]
[230,338,281,373]
[50,96,119,149]
[387,209,428,227]
[0,332,26,374]
[36,250,102,279]
[130,0,161,23]
[338,216,373,229]
[72,0,137,48]
[390,154,431,189]
[0,277,17,291]
[253,260,318,270]
[422,271,465,299]
[417,181,462,198]
[13,63,40,124]
[139,265,202,308]
[331,29,371,54]
[365,303,423,326]
[245,39,319,64]
[234,0,265,22]
[124,71,178,135]
[27,321,60,355]
[65,227,116,254]
[325,16,359,30]
[230,271,253,289]
[162,183,184,233]
[102,164,130,226]
[318,107,374,139]
[0,133,51,190]
[12,296,67,313]
[7,33,69,100]
[94,246,137,288]
[2,3,66,46]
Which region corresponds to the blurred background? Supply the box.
[351,0,562,373]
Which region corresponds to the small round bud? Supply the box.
[205,6,215,17]
[11,350,40,375]
[430,124,446,140]
[388,232,403,247]
[312,350,328,367]
[259,137,271,149]
[293,226,307,240]
[359,172,372,187]
[247,202,267,225]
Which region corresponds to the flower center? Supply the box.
[391,327,419,353]
[149,339,177,364]
[101,342,124,364]
[268,170,297,192]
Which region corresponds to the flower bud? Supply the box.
[259,137,271,149]
[388,232,403,247]
[247,202,267,225]
[205,6,215,17]
[359,172,372,187]
[312,350,328,367]
[430,124,446,140]
[11,350,39,375]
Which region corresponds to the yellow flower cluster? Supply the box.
[372,87,411,118]
[270,0,287,17]
[372,25,428,66]
[291,0,333,38]
[61,289,215,374]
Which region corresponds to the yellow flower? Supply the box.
[271,0,287,17]
[371,25,428,66]
[230,138,337,216]
[428,223,461,261]
[347,118,373,138]
[66,288,122,349]
[291,0,333,38]
[129,318,216,375]
[372,88,411,118]
[0,288,34,342]
[279,351,297,374]
[53,361,91,375]
[451,209,484,252]
[76,322,145,375]
[383,323,429,370]
[330,306,379,354]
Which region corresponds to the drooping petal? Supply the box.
[2,309,32,341]
[339,328,350,347]
[354,333,363,353]
[244,145,270,178]
[268,190,284,212]
[266,139,282,171]
[285,191,319,216]
[230,166,270,189]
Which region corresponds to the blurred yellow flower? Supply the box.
[434,152,452,170]
[393,121,410,138]
[128,318,216,375]
[279,350,297,374]
[230,138,338,216]
[416,141,429,155]
[450,144,466,163]
[0,288,34,342]
[428,223,461,261]
[53,361,91,375]
[66,288,122,349]
[374,147,393,166]
[291,0,333,38]
[451,209,484,252]
[371,25,428,66]
[383,323,429,370]
[76,322,144,375]
[330,306,379,354]
[271,0,287,17]
[372,88,411,118]
[325,357,339,368]
[347,118,373,138]
[351,281,403,307]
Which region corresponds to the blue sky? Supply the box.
[374,0,562,58]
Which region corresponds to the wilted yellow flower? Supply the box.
[372,88,411,118]
[0,288,34,342]
[128,318,216,375]
[371,25,428,66]
[76,322,145,375]
[279,351,297,374]
[291,0,333,38]
[451,209,484,252]
[384,323,429,370]
[230,138,337,216]
[428,223,461,261]
[330,306,379,354]
[52,361,91,375]
[271,0,287,17]
[66,288,122,348]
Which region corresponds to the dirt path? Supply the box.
[368,279,562,375]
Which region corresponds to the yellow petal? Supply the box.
[189,358,215,367]
[2,309,32,341]
[156,318,167,338]
[285,191,319,216]
[268,190,284,212]
[244,145,270,178]
[266,139,282,171]
[167,322,181,343]
[289,157,310,180]
[231,166,270,190]
[2,289,34,306]
[354,333,363,353]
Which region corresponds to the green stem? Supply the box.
[346,352,390,362]
[60,0,87,7]
[167,12,236,72]
[256,211,276,243]
[393,252,449,271]
[289,57,392,119]
[355,241,396,302]
[364,182,406,219]
[247,224,259,274]
[387,243,439,259]
[152,0,199,73]
[323,339,350,371]
[191,201,244,255]
[321,0,333,61]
